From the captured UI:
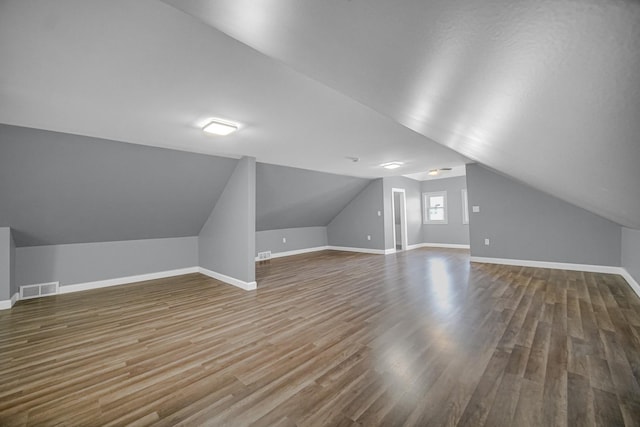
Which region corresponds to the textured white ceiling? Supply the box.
[0,0,466,180]
[404,165,466,182]
[162,0,640,229]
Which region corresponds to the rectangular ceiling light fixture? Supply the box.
[380,161,404,170]
[202,119,239,136]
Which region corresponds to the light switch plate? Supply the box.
[472,206,480,213]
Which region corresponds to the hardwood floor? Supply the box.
[1,248,639,426]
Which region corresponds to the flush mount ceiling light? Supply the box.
[381,161,404,170]
[428,167,452,176]
[202,119,239,136]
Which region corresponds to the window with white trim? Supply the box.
[462,189,469,224]
[423,191,448,224]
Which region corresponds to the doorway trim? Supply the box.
[391,188,408,252]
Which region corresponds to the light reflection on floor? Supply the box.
[427,257,454,314]
[377,251,473,391]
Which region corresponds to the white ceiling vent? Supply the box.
[20,282,59,300]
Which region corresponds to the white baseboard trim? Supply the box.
[255,246,329,261]
[254,245,392,259]
[0,292,20,310]
[59,267,199,294]
[11,292,19,306]
[326,245,387,255]
[469,256,620,274]
[8,265,256,305]
[404,243,471,251]
[470,256,640,299]
[422,243,471,249]
[255,245,442,258]
[254,244,471,257]
[393,243,470,252]
[198,267,257,291]
[620,269,640,299]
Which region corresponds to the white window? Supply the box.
[462,189,469,224]
[423,191,448,224]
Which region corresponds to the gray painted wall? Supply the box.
[0,124,238,246]
[256,227,327,256]
[256,163,371,231]
[199,157,256,283]
[622,227,640,285]
[0,228,11,300]
[382,176,423,249]
[421,176,470,245]
[9,229,15,297]
[327,179,385,250]
[466,164,621,266]
[15,236,198,287]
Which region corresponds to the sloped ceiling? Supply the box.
[0,125,237,247]
[256,163,371,231]
[162,0,640,229]
[0,0,466,180]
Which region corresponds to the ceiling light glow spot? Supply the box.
[381,161,404,170]
[203,119,239,136]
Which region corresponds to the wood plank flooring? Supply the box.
[1,248,639,426]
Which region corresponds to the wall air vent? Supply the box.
[20,282,59,300]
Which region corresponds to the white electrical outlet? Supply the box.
[484,238,490,246]
[377,211,381,216]
[367,235,371,241]
[257,251,272,260]
[472,206,480,213]
[282,237,286,243]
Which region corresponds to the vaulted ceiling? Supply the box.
[0,0,465,179]
[1,0,638,229]
[162,0,640,229]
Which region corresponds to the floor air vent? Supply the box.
[257,251,272,260]
[20,282,59,300]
